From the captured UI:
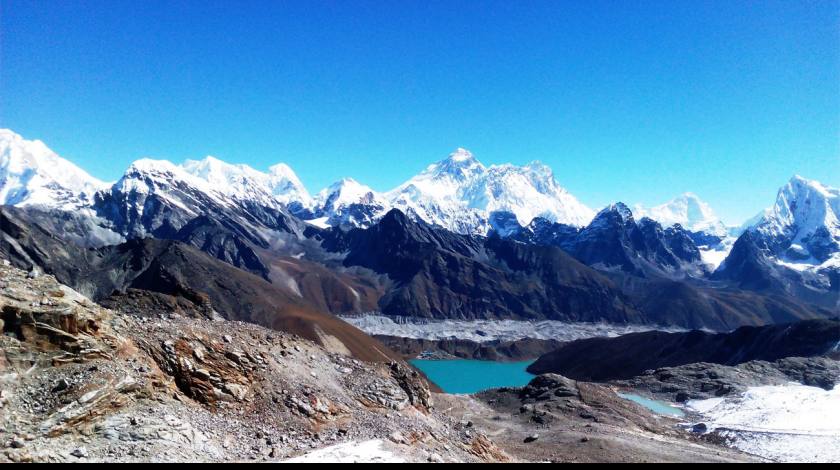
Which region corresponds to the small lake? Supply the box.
[618,393,685,417]
[410,359,535,394]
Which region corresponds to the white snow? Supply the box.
[181,156,314,209]
[340,314,684,343]
[386,148,594,235]
[634,193,729,236]
[752,175,840,270]
[305,216,331,229]
[698,235,736,270]
[687,383,840,462]
[114,158,230,212]
[283,439,406,463]
[0,129,107,209]
[315,178,391,227]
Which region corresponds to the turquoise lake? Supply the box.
[617,393,685,417]
[410,359,535,394]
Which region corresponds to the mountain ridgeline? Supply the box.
[1,128,838,337]
[527,318,840,381]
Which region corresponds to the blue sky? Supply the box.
[1,0,838,224]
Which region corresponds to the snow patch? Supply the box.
[283,439,406,463]
[687,383,840,462]
[305,217,331,229]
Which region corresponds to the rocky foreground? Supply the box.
[0,261,507,463]
[440,375,757,463]
[0,259,777,463]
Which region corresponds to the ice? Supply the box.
[687,383,840,462]
[283,439,406,463]
[340,314,684,343]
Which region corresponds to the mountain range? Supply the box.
[1,128,838,338]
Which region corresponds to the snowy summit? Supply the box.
[634,193,728,236]
[387,148,595,235]
[0,129,106,209]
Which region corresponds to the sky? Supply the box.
[1,0,838,224]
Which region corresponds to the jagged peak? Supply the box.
[783,174,837,198]
[598,202,634,219]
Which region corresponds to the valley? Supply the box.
[1,129,839,462]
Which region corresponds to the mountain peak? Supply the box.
[602,202,634,220]
[179,156,313,208]
[181,155,257,179]
[319,178,385,209]
[752,175,840,265]
[634,192,727,236]
[0,129,105,208]
[315,178,389,228]
[420,148,485,181]
[332,177,361,187]
[786,174,834,197]
[127,158,182,175]
[268,162,296,178]
[448,147,476,163]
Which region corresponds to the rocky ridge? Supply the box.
[438,374,757,463]
[0,259,508,463]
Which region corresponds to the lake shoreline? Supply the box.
[410,358,536,395]
[376,334,563,363]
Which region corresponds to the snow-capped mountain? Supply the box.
[91,157,311,277]
[633,193,728,236]
[634,193,735,269]
[181,156,314,210]
[504,202,707,278]
[0,129,106,208]
[96,158,234,238]
[0,134,596,236]
[481,161,595,227]
[569,203,705,276]
[386,148,594,235]
[714,175,839,310]
[751,175,839,270]
[313,178,390,228]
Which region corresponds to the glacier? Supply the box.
[687,383,840,463]
[340,314,685,343]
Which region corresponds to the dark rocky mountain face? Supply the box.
[0,206,398,362]
[93,180,306,245]
[687,230,725,248]
[503,203,706,279]
[506,217,580,248]
[374,335,564,362]
[714,229,840,309]
[320,209,645,323]
[528,318,840,381]
[315,209,831,329]
[3,201,835,332]
[710,176,840,311]
[86,166,323,282]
